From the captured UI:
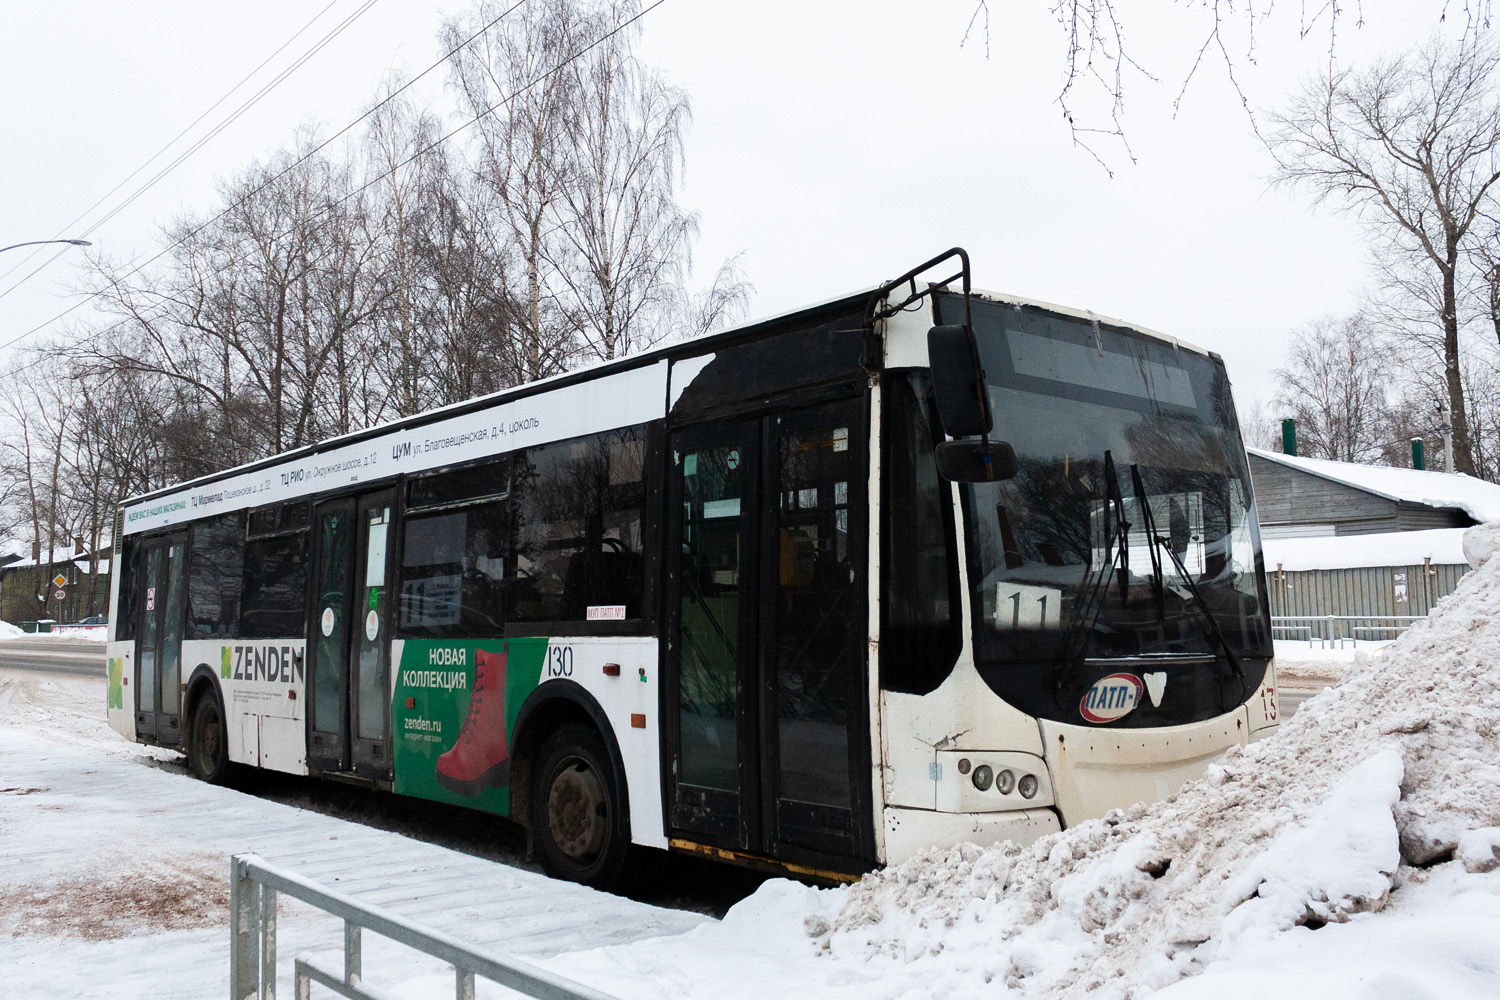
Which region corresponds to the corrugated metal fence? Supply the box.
[1266,561,1469,622]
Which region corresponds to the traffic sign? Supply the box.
[53,589,66,601]
[51,574,67,589]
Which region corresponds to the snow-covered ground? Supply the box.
[0,662,704,999]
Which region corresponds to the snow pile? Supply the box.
[1462,520,1500,569]
[0,620,23,639]
[552,522,1500,1000]
[809,521,1500,997]
[47,624,109,641]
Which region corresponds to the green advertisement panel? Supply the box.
[107,656,124,710]
[391,638,549,816]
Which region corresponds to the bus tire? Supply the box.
[531,722,632,890]
[188,693,231,785]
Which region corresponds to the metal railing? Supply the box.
[1271,615,1425,648]
[230,853,617,1000]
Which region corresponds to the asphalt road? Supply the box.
[0,637,105,678]
[1280,688,1316,719]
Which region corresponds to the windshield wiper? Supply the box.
[1057,451,1131,688]
[1128,463,1244,681]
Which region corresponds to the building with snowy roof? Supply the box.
[1246,448,1500,641]
[0,538,111,626]
[1248,447,1500,539]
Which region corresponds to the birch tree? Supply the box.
[1273,314,1392,463]
[1266,36,1500,476]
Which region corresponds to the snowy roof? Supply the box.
[1248,447,1500,523]
[0,545,107,571]
[1262,527,1469,571]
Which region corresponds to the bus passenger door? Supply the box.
[666,422,758,846]
[761,399,868,863]
[309,490,396,780]
[666,397,871,867]
[134,532,187,744]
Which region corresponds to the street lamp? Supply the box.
[0,238,91,254]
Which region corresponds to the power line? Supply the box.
[0,0,345,289]
[0,0,531,352]
[0,0,381,302]
[1,0,658,357]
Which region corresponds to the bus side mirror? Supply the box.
[935,440,1018,482]
[927,325,993,438]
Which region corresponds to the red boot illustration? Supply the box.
[436,646,511,796]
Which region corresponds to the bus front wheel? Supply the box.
[531,723,631,890]
[188,695,230,784]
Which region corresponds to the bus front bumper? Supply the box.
[881,806,1061,866]
[1039,708,1248,827]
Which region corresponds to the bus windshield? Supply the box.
[939,294,1271,723]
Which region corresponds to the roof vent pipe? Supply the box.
[1281,418,1297,457]
[1411,437,1425,471]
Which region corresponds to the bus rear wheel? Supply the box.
[531,723,631,890]
[188,695,230,784]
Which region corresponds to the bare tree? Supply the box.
[445,0,583,383]
[1266,36,1500,475]
[1273,313,1392,463]
[0,0,750,543]
[1236,397,1282,452]
[553,2,697,362]
[445,0,749,369]
[679,252,754,340]
[0,350,76,617]
[964,3,1495,168]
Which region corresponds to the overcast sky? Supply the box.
[0,2,1473,419]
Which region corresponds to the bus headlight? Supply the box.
[972,764,994,791]
[996,768,1015,795]
[1018,773,1039,799]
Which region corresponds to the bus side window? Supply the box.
[880,372,961,695]
[241,508,309,640]
[399,459,510,638]
[187,512,245,639]
[508,426,647,626]
[116,537,138,643]
[399,506,509,637]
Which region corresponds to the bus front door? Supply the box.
[308,490,396,781]
[134,531,187,744]
[667,397,870,869]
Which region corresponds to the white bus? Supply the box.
[105,250,1278,888]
